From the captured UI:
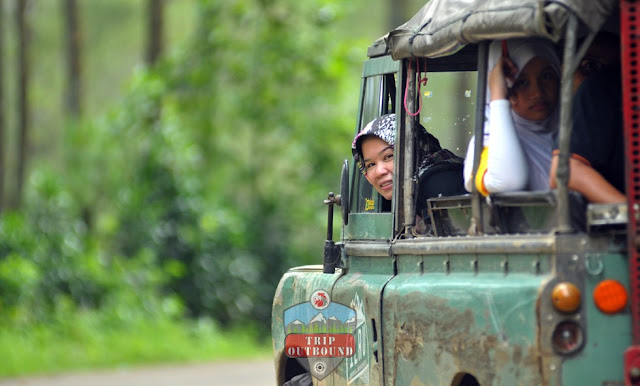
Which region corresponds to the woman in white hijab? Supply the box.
[463,38,561,195]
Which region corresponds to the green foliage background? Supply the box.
[0,0,429,373]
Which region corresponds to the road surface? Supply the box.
[0,359,275,386]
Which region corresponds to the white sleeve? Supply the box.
[463,135,475,193]
[483,100,528,193]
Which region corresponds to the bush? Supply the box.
[0,0,364,336]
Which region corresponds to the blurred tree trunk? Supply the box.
[64,0,82,117]
[0,2,4,212]
[15,0,30,208]
[388,0,410,30]
[146,0,164,65]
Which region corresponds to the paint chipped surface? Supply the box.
[384,281,543,385]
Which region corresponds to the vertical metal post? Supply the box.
[622,4,640,383]
[555,14,578,233]
[622,0,640,345]
[323,192,338,274]
[470,42,488,235]
[403,61,416,237]
[394,60,407,237]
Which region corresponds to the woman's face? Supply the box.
[361,136,394,200]
[509,57,559,121]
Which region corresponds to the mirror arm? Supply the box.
[323,192,342,274]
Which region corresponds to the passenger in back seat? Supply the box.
[463,38,561,195]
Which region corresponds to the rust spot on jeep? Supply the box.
[387,293,540,385]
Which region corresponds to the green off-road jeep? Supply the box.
[272,0,640,384]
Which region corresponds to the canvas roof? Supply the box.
[383,0,618,60]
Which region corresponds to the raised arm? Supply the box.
[463,100,529,194]
[463,56,529,195]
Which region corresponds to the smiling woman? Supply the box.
[351,114,396,201]
[361,137,394,200]
[351,113,465,222]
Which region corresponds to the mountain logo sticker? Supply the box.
[284,290,356,380]
[311,290,330,310]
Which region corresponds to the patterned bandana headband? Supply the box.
[352,114,396,174]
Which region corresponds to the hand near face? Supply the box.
[489,56,518,101]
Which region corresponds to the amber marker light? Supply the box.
[551,282,581,313]
[593,279,628,314]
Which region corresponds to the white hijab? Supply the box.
[485,38,560,191]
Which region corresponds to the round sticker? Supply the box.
[311,290,330,310]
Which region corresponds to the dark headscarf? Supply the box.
[352,114,396,173]
[352,113,462,177]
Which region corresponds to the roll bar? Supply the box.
[556,14,597,233]
[469,41,489,235]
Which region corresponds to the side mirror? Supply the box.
[340,159,349,225]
